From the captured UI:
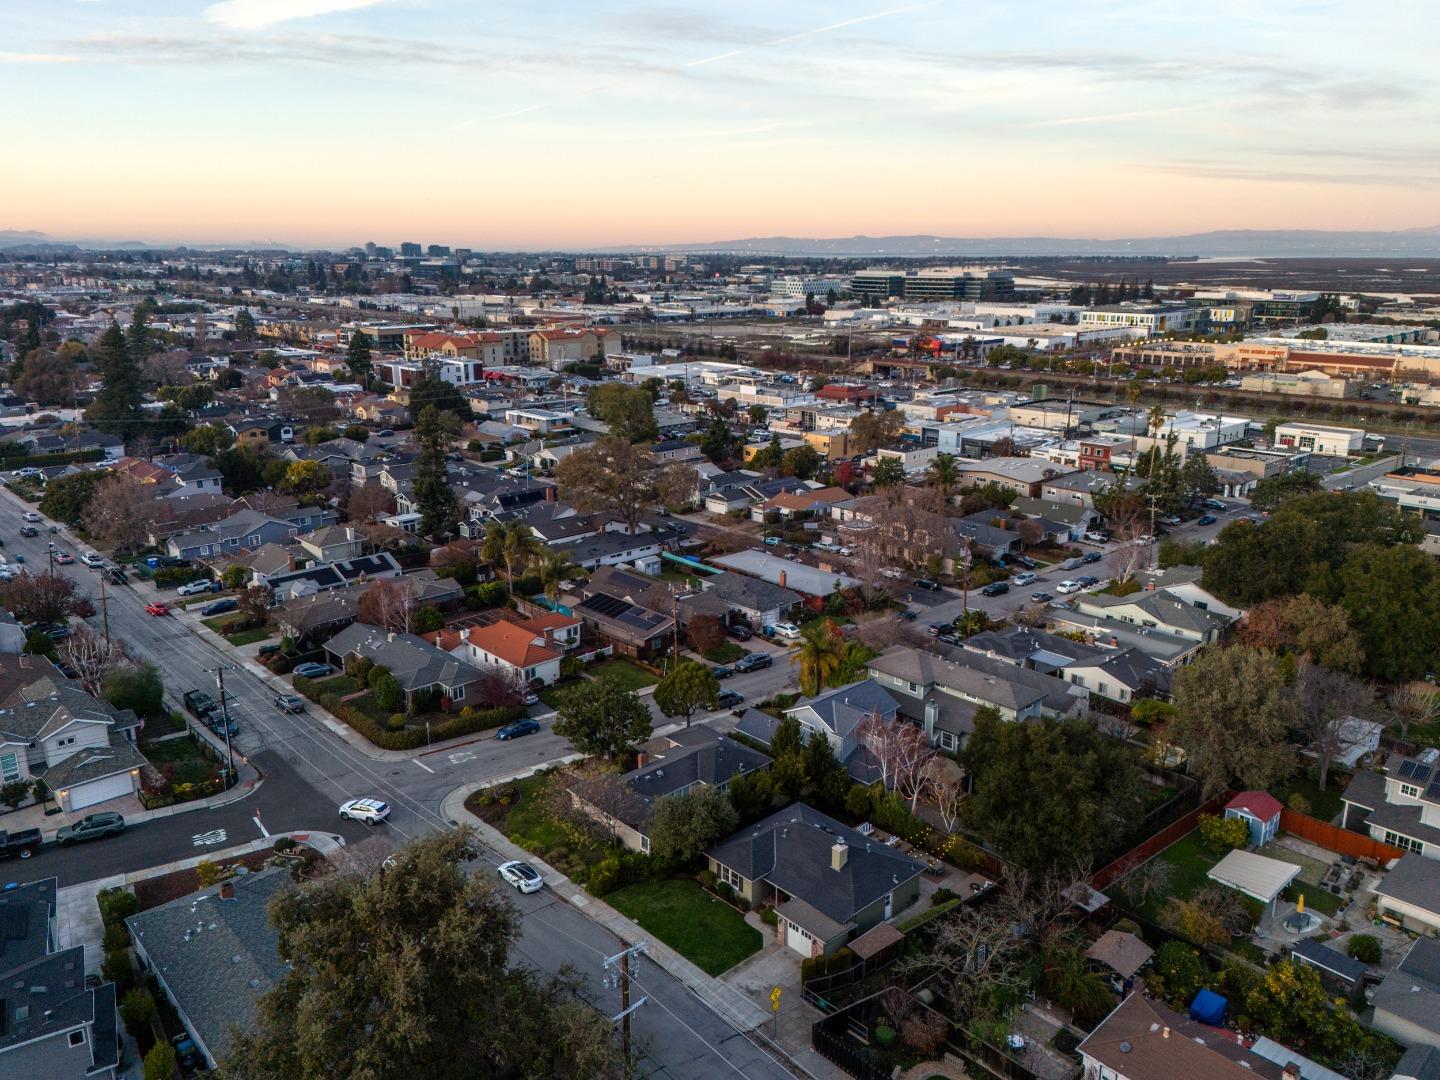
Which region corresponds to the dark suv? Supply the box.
[980,581,1009,597]
[726,624,753,641]
[183,689,218,718]
[734,652,772,673]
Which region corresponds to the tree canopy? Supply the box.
[555,436,695,534]
[653,659,719,728]
[1170,646,1294,797]
[222,830,625,1079]
[552,673,652,759]
[586,383,656,443]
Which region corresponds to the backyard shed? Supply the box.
[1206,849,1302,913]
[1224,790,1283,847]
[1289,937,1368,1001]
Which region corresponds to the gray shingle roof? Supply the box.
[702,571,801,614]
[41,738,147,791]
[1375,854,1440,917]
[1290,936,1368,983]
[126,867,293,1066]
[707,803,925,930]
[325,624,484,692]
[786,679,897,740]
[1373,937,1440,1037]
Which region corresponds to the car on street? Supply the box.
[207,714,239,737]
[1081,551,1103,565]
[144,602,170,616]
[1055,580,1082,594]
[895,609,917,621]
[21,512,40,523]
[711,664,733,679]
[1082,530,1110,543]
[1197,514,1217,526]
[733,652,772,673]
[183,689,217,717]
[177,579,217,596]
[726,623,753,641]
[292,662,333,679]
[498,860,545,894]
[1076,575,1100,587]
[496,718,541,741]
[13,555,23,565]
[927,622,949,637]
[1201,498,1227,511]
[107,567,128,586]
[1011,571,1037,586]
[338,798,390,825]
[1029,591,1054,603]
[912,578,941,591]
[1059,557,1084,571]
[980,581,1009,597]
[762,536,780,546]
[17,525,38,538]
[1009,554,1038,570]
[0,827,43,860]
[767,622,802,641]
[275,693,306,713]
[80,552,104,568]
[53,552,75,565]
[56,812,126,845]
[201,598,239,617]
[716,688,744,709]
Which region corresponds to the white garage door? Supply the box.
[68,771,134,810]
[784,920,813,956]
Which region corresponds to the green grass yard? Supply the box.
[223,627,272,647]
[702,641,745,664]
[605,879,763,976]
[1271,768,1347,824]
[465,773,607,878]
[202,612,246,632]
[587,658,659,691]
[142,736,220,786]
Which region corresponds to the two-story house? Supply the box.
[0,876,119,1079]
[166,507,338,561]
[0,679,147,811]
[737,679,898,783]
[1342,748,1440,859]
[1072,590,1232,645]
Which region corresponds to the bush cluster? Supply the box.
[291,675,523,750]
[583,849,654,897]
[154,566,208,588]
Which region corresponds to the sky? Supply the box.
[2,0,1438,249]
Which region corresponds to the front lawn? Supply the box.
[202,612,245,632]
[703,641,745,664]
[224,627,272,647]
[142,735,221,787]
[605,878,763,976]
[537,676,583,709]
[587,658,659,691]
[465,773,606,879]
[315,675,362,696]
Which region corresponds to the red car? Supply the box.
[54,552,75,565]
[145,602,170,616]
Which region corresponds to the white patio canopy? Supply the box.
[1207,849,1303,904]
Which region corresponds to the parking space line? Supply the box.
[412,758,436,774]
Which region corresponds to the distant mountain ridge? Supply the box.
[603,227,1440,258]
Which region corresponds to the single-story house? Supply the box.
[698,571,802,631]
[263,552,403,601]
[1224,790,1283,847]
[424,614,578,687]
[1372,937,1440,1050]
[127,868,292,1070]
[1375,855,1440,935]
[323,624,488,710]
[706,803,926,958]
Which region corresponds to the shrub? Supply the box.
[195,860,223,888]
[102,947,133,991]
[873,1024,896,1047]
[698,869,717,890]
[386,713,407,732]
[1198,813,1251,851]
[154,566,207,588]
[1348,934,1382,964]
[366,665,391,692]
[273,836,297,853]
[412,605,445,633]
[103,923,130,952]
[143,1041,177,1080]
[586,856,622,897]
[372,672,405,713]
[931,887,958,907]
[759,906,779,926]
[97,888,139,928]
[1287,792,1312,815]
[1108,579,1141,597]
[346,655,374,681]
[120,987,157,1032]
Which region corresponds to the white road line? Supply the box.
[411,758,435,774]
[252,815,270,838]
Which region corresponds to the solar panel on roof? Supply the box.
[1427,781,1440,802]
[1397,761,1418,780]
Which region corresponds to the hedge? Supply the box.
[155,566,210,588]
[0,448,105,468]
[291,675,525,750]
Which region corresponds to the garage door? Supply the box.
[68,771,134,810]
[784,920,813,956]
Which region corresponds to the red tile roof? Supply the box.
[462,621,559,669]
[1226,791,1283,821]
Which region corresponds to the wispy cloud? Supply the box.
[0,51,80,63]
[203,0,390,31]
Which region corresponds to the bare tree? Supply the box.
[927,758,966,833]
[356,577,420,634]
[348,480,398,525]
[858,709,936,810]
[546,763,637,847]
[851,526,891,609]
[1295,660,1374,791]
[1128,858,1173,907]
[83,476,154,555]
[1387,681,1440,743]
[1109,510,1149,583]
[59,625,128,695]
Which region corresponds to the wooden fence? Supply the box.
[1090,790,1232,891]
[1279,809,1407,863]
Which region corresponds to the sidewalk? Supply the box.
[0,754,263,843]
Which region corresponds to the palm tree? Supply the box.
[928,452,958,503]
[533,549,578,607]
[481,519,539,596]
[794,620,845,697]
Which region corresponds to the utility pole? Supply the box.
[98,570,111,647]
[213,667,236,788]
[603,941,647,1067]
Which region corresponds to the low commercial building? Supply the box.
[1240,369,1359,398]
[1273,423,1365,456]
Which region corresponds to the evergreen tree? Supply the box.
[85,323,144,437]
[413,405,459,540]
[126,307,151,364]
[19,319,42,354]
[346,331,372,383]
[234,308,256,339]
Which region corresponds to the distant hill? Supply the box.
[606,227,1440,258]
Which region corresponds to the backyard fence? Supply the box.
[1279,809,1407,863]
[1090,790,1233,892]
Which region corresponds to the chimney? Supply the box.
[219,882,235,901]
[1282,1067,1301,1080]
[924,698,938,732]
[387,632,397,642]
[545,485,555,502]
[1161,1027,1169,1040]
[831,840,848,871]
[778,570,787,589]
[635,751,649,769]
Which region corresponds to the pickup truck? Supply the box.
[0,827,43,860]
[183,689,218,718]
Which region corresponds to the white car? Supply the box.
[768,622,802,641]
[80,552,105,568]
[498,860,544,894]
[21,511,41,523]
[1082,531,1109,544]
[176,579,215,596]
[338,798,390,825]
[1055,580,1082,595]
[1012,571,1037,587]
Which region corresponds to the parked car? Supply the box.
[53,552,75,565]
[1009,554,1038,570]
[912,578,941,591]
[1082,530,1110,544]
[1060,557,1084,571]
[1197,514,1217,526]
[257,643,282,657]
[1011,571,1037,587]
[17,525,38,538]
[1201,498,1227,511]
[1055,580,1082,595]
[1029,591,1054,603]
[275,693,306,713]
[711,664,733,680]
[80,552,104,568]
[207,714,239,737]
[980,581,1009,597]
[767,622,802,641]
[734,652,772,673]
[1081,551,1103,565]
[763,536,780,546]
[107,567,128,586]
[293,662,333,679]
[338,798,390,825]
[895,609,917,622]
[177,579,217,596]
[183,689,218,717]
[0,828,43,860]
[496,718,541,741]
[1161,515,1182,526]
[21,511,40,523]
[726,623,753,641]
[56,812,126,845]
[1076,575,1100,587]
[144,602,170,616]
[201,598,239,617]
[498,860,544,894]
[716,689,744,709]
[927,622,949,637]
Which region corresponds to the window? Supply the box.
[1383,831,1424,854]
[1401,784,1421,799]
[718,864,744,890]
[69,1030,85,1047]
[640,835,650,853]
[0,752,20,783]
[56,736,76,749]
[450,683,465,701]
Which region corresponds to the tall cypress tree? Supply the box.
[346,332,372,383]
[413,405,459,541]
[85,322,144,437]
[126,308,151,365]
